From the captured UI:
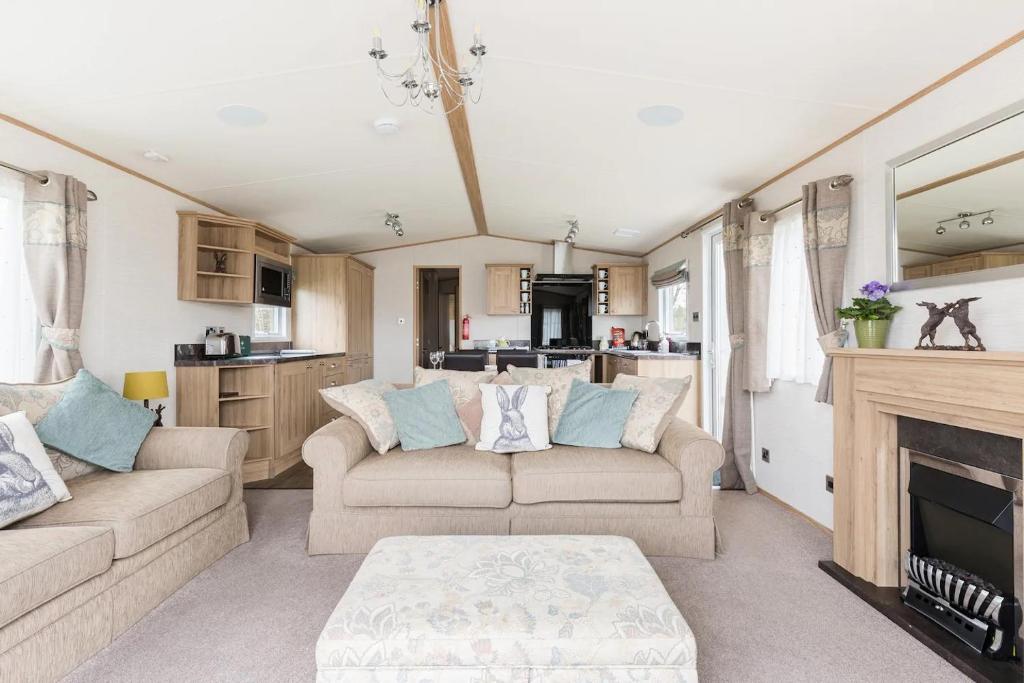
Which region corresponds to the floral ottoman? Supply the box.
[316,535,698,682]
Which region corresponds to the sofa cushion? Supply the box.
[512,447,682,504]
[0,526,113,628]
[14,468,230,558]
[344,446,511,508]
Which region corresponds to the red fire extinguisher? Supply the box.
[461,314,471,341]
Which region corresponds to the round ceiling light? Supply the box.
[373,117,401,135]
[637,105,684,127]
[216,104,268,127]
[141,149,170,162]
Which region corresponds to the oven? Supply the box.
[254,256,293,307]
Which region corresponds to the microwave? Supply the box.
[254,256,293,307]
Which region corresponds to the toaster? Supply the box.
[204,330,242,358]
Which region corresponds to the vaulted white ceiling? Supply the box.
[2,1,1023,253]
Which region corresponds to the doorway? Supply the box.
[702,221,729,441]
[414,267,461,368]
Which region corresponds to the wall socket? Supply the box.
[761,447,770,463]
[825,475,834,493]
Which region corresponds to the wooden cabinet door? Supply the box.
[902,264,932,280]
[276,361,314,455]
[609,266,646,315]
[486,266,519,315]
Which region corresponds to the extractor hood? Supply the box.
[534,241,593,284]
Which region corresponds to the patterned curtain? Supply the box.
[803,177,851,405]
[719,199,773,493]
[22,173,88,383]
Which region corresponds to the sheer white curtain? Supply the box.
[542,308,562,345]
[0,170,37,382]
[766,209,824,385]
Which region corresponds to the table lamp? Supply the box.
[123,371,169,426]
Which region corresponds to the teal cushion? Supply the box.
[553,378,639,448]
[35,369,155,472]
[383,379,467,451]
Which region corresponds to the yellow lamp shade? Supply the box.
[122,371,169,401]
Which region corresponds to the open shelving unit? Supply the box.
[178,212,294,304]
[518,265,532,315]
[594,266,611,315]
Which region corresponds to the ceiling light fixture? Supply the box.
[385,212,404,237]
[216,104,268,127]
[564,218,580,244]
[373,117,401,135]
[934,209,995,235]
[637,105,684,127]
[614,228,641,238]
[368,0,486,115]
[141,149,170,162]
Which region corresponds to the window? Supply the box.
[541,308,562,345]
[253,304,290,341]
[766,210,825,385]
[658,282,688,337]
[0,170,37,382]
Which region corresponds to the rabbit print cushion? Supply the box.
[476,384,552,454]
[0,411,72,529]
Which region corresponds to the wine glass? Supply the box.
[429,351,440,369]
[437,350,446,369]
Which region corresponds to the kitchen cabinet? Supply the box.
[593,264,647,316]
[293,254,374,380]
[177,212,294,304]
[486,264,532,315]
[175,353,344,483]
[901,251,1024,280]
[601,353,701,426]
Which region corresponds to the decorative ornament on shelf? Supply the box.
[368,0,486,115]
[836,281,902,349]
[914,297,985,351]
[213,251,228,273]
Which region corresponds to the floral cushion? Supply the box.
[320,379,399,455]
[507,360,592,433]
[316,535,697,682]
[0,379,99,480]
[413,368,496,445]
[612,375,692,453]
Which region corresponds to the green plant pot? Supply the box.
[854,319,891,349]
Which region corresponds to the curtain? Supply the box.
[803,177,851,405]
[22,172,89,383]
[719,199,773,494]
[767,210,825,385]
[651,260,688,288]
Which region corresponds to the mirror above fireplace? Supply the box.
[888,99,1024,290]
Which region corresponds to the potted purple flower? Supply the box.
[836,281,902,349]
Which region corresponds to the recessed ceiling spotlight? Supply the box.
[216,104,268,127]
[373,117,401,135]
[614,228,641,238]
[141,149,170,162]
[637,105,684,127]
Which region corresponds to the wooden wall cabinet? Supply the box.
[902,251,1024,280]
[593,264,647,316]
[292,254,375,385]
[178,212,294,304]
[486,264,532,315]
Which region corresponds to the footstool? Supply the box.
[316,535,698,682]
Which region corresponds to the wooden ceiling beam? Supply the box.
[896,149,1024,200]
[428,0,488,235]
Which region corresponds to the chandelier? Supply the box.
[369,0,486,114]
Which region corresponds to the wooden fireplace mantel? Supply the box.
[827,347,1024,587]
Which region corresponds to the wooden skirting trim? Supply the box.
[758,488,833,536]
[642,29,1024,257]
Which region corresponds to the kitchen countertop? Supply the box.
[602,349,700,360]
[174,350,345,367]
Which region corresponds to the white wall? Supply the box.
[359,236,644,383]
[0,122,253,424]
[641,43,1024,528]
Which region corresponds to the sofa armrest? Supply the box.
[302,417,372,512]
[658,418,725,517]
[134,427,249,507]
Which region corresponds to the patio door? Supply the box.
[702,221,729,442]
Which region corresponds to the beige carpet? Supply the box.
[63,491,967,682]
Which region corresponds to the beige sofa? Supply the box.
[0,426,250,683]
[303,416,724,558]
